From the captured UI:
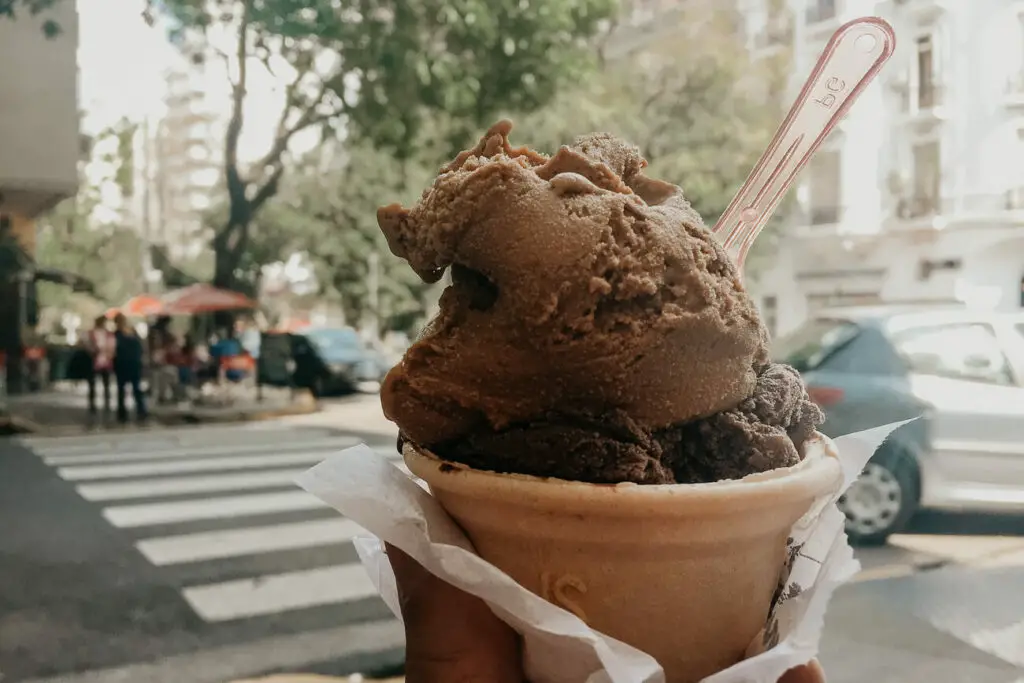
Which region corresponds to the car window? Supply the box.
[891,323,1015,386]
[772,318,861,372]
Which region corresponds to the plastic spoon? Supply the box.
[712,16,896,270]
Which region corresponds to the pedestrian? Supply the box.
[112,313,148,423]
[388,545,826,683]
[85,315,115,414]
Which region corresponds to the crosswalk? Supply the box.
[20,425,404,633]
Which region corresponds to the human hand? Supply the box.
[388,544,825,683]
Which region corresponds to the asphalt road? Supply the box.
[0,423,405,683]
[1,405,1022,683]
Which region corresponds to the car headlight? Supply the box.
[329,362,351,374]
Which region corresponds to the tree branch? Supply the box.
[249,162,286,213]
[222,0,252,216]
[250,78,342,175]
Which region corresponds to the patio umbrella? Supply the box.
[109,294,166,318]
[162,283,257,315]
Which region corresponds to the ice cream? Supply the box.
[379,120,823,485]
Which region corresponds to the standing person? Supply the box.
[148,316,177,404]
[113,313,148,423]
[86,315,115,414]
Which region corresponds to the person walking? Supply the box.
[112,313,148,423]
[85,315,115,414]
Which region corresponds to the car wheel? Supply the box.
[838,443,920,546]
[310,376,326,399]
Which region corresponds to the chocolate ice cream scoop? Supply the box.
[379,121,770,452]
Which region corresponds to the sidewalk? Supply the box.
[277,394,397,439]
[1,384,318,435]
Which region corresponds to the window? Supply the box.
[808,150,841,224]
[911,140,941,213]
[891,324,1014,386]
[762,296,778,338]
[805,0,836,24]
[916,35,937,109]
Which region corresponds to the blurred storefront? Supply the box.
[0,0,81,394]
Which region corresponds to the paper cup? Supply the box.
[403,433,843,683]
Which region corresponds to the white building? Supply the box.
[747,0,1024,337]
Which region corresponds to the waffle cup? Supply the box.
[403,433,843,683]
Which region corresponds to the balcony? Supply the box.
[1005,71,1024,108]
[899,0,954,24]
[896,195,940,220]
[0,2,79,219]
[890,191,1024,228]
[898,84,948,125]
[789,204,846,236]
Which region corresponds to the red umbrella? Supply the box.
[109,294,166,318]
[162,284,256,315]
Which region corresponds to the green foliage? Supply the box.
[262,143,435,332]
[520,4,785,227]
[151,0,618,291]
[335,0,619,161]
[35,206,145,310]
[32,123,146,313]
[0,0,63,36]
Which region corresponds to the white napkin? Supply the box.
[297,420,913,683]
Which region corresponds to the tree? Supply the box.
[522,1,787,224]
[269,143,435,332]
[519,0,793,275]
[151,0,618,295]
[34,202,145,311]
[0,0,63,36]
[33,120,146,312]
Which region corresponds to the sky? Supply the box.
[75,0,305,161]
[76,0,174,134]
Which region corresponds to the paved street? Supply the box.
[0,420,405,683]
[1,395,1023,682]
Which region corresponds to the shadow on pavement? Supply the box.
[906,510,1024,537]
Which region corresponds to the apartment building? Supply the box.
[129,61,225,264]
[748,0,1024,336]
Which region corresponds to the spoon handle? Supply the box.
[712,16,896,269]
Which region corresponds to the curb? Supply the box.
[228,678,402,683]
[2,391,319,437]
[154,391,319,426]
[0,413,40,434]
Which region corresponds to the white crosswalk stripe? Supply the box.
[23,425,405,636]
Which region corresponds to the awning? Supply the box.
[33,267,94,293]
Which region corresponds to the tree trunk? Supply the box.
[212,209,251,332]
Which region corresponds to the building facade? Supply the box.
[0,1,80,391]
[0,1,79,247]
[747,0,1024,337]
[128,61,225,267]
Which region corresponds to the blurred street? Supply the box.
[0,394,1021,683]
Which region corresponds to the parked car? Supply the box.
[258,327,391,397]
[773,306,1024,545]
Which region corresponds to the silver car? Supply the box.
[774,306,1024,545]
